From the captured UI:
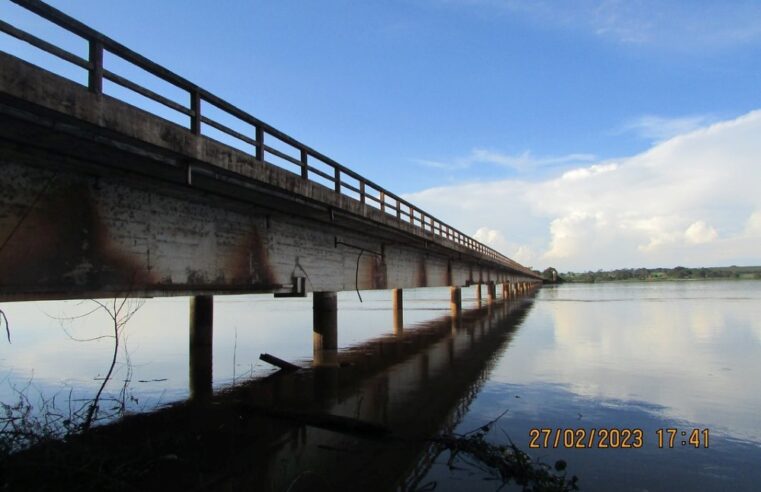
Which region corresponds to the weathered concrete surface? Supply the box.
[0,52,541,300]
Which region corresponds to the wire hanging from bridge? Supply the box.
[335,238,383,303]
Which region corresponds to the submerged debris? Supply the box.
[424,411,578,491]
[430,431,578,491]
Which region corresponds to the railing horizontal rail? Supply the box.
[305,166,334,183]
[2,0,539,278]
[0,18,88,69]
[262,144,302,168]
[104,69,192,116]
[201,116,258,147]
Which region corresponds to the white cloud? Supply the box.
[618,114,717,142]
[405,109,761,271]
[413,148,595,173]
[443,0,761,50]
[745,211,761,236]
[560,163,618,181]
[684,220,718,245]
[473,227,539,267]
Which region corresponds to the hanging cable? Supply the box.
[335,238,383,303]
[355,249,363,302]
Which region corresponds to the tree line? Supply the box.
[553,265,761,283]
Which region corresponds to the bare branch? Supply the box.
[0,309,9,343]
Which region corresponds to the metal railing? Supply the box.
[0,0,536,277]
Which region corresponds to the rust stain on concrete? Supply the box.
[370,254,387,289]
[416,258,428,288]
[0,178,157,294]
[225,224,277,289]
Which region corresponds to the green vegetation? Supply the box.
[560,265,761,283]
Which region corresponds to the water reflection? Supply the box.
[1,289,536,490]
[417,280,761,491]
[0,288,483,414]
[4,281,760,490]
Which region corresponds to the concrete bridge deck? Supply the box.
[0,0,540,303]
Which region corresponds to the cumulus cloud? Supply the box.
[746,211,761,236]
[684,221,718,245]
[473,227,539,267]
[406,109,761,271]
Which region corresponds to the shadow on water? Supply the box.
[1,295,553,491]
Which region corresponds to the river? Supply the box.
[1,280,760,490]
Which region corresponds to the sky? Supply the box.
[2,0,761,271]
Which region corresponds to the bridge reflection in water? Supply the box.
[3,295,536,491]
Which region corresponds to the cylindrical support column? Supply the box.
[189,295,213,401]
[475,283,482,306]
[450,286,462,315]
[450,286,462,333]
[392,288,403,335]
[487,282,496,304]
[502,282,509,299]
[313,291,338,351]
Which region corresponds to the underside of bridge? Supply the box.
[0,51,540,302]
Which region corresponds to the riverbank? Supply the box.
[558,265,761,283]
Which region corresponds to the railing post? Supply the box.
[190,89,201,135]
[360,181,366,204]
[380,191,385,214]
[396,199,401,220]
[255,126,264,162]
[300,148,308,179]
[88,39,103,95]
[334,166,341,193]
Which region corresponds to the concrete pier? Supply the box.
[450,286,462,315]
[189,295,213,401]
[313,292,338,352]
[392,288,403,335]
[487,282,496,304]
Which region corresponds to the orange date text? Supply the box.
[528,428,644,449]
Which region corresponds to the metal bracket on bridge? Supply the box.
[273,276,306,298]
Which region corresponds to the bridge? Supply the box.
[0,0,541,394]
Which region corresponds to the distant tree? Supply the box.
[542,267,561,283]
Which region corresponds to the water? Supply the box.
[418,281,761,491]
[0,288,482,415]
[1,281,760,490]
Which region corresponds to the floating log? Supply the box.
[259,353,300,372]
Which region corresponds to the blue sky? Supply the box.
[3,0,761,270]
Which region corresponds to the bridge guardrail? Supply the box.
[0,0,538,278]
